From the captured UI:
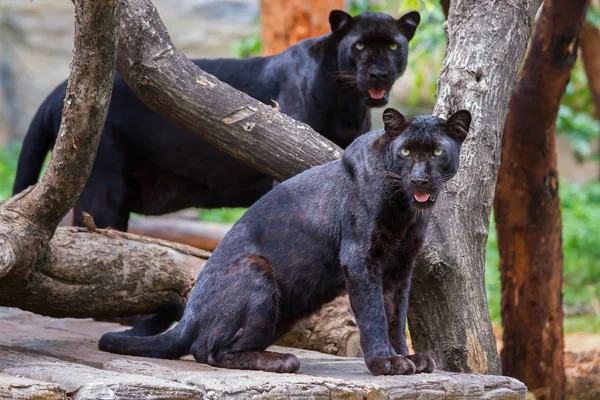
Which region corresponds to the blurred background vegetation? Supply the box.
[0,0,598,332]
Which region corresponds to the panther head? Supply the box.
[381,108,471,210]
[330,10,420,108]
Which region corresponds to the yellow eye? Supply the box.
[355,42,365,50]
[433,148,443,156]
[389,43,398,51]
[400,148,410,156]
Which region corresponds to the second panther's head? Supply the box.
[330,10,420,108]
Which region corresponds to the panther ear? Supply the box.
[445,110,471,145]
[397,11,420,41]
[329,10,353,32]
[382,108,408,138]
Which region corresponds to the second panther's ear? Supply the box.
[445,110,471,145]
[382,108,408,138]
[397,11,421,41]
[329,10,353,32]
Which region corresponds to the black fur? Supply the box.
[13,10,420,231]
[99,108,471,376]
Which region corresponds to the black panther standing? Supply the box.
[99,108,472,376]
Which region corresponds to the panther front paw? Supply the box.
[367,355,416,376]
[406,352,436,373]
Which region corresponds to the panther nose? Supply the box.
[369,71,389,80]
[410,178,429,186]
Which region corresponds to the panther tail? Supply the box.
[99,304,193,360]
[99,322,194,359]
[113,300,186,337]
[13,96,58,195]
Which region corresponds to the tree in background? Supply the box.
[495,1,590,399]
[260,0,344,56]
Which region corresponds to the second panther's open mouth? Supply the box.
[368,88,387,99]
[364,89,389,107]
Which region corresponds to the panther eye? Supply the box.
[355,42,365,50]
[389,43,398,51]
[433,148,443,156]
[400,148,410,156]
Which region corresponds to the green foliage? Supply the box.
[485,181,600,333]
[230,29,262,59]
[557,104,600,162]
[197,207,247,224]
[397,1,445,107]
[555,5,600,164]
[0,144,20,200]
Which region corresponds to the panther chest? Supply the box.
[368,218,428,273]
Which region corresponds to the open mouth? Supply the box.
[368,88,387,100]
[413,192,436,204]
[364,88,389,107]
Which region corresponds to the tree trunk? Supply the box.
[114,0,341,183]
[580,20,600,180]
[260,0,344,57]
[494,1,589,398]
[408,0,543,374]
[0,0,120,305]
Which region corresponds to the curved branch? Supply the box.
[114,0,342,182]
[17,0,120,231]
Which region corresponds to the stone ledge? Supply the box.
[0,307,527,399]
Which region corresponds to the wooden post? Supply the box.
[495,0,590,398]
[260,0,344,56]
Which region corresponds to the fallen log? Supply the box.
[276,296,362,357]
[128,217,232,252]
[2,227,208,318]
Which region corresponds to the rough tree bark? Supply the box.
[495,1,590,398]
[260,0,344,56]
[407,0,542,374]
[113,0,341,183]
[580,20,600,179]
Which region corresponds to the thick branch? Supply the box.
[495,0,589,397]
[114,0,342,183]
[0,228,208,318]
[409,0,542,374]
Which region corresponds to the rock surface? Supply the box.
[0,307,527,399]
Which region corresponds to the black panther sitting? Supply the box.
[99,108,471,376]
[13,10,420,230]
